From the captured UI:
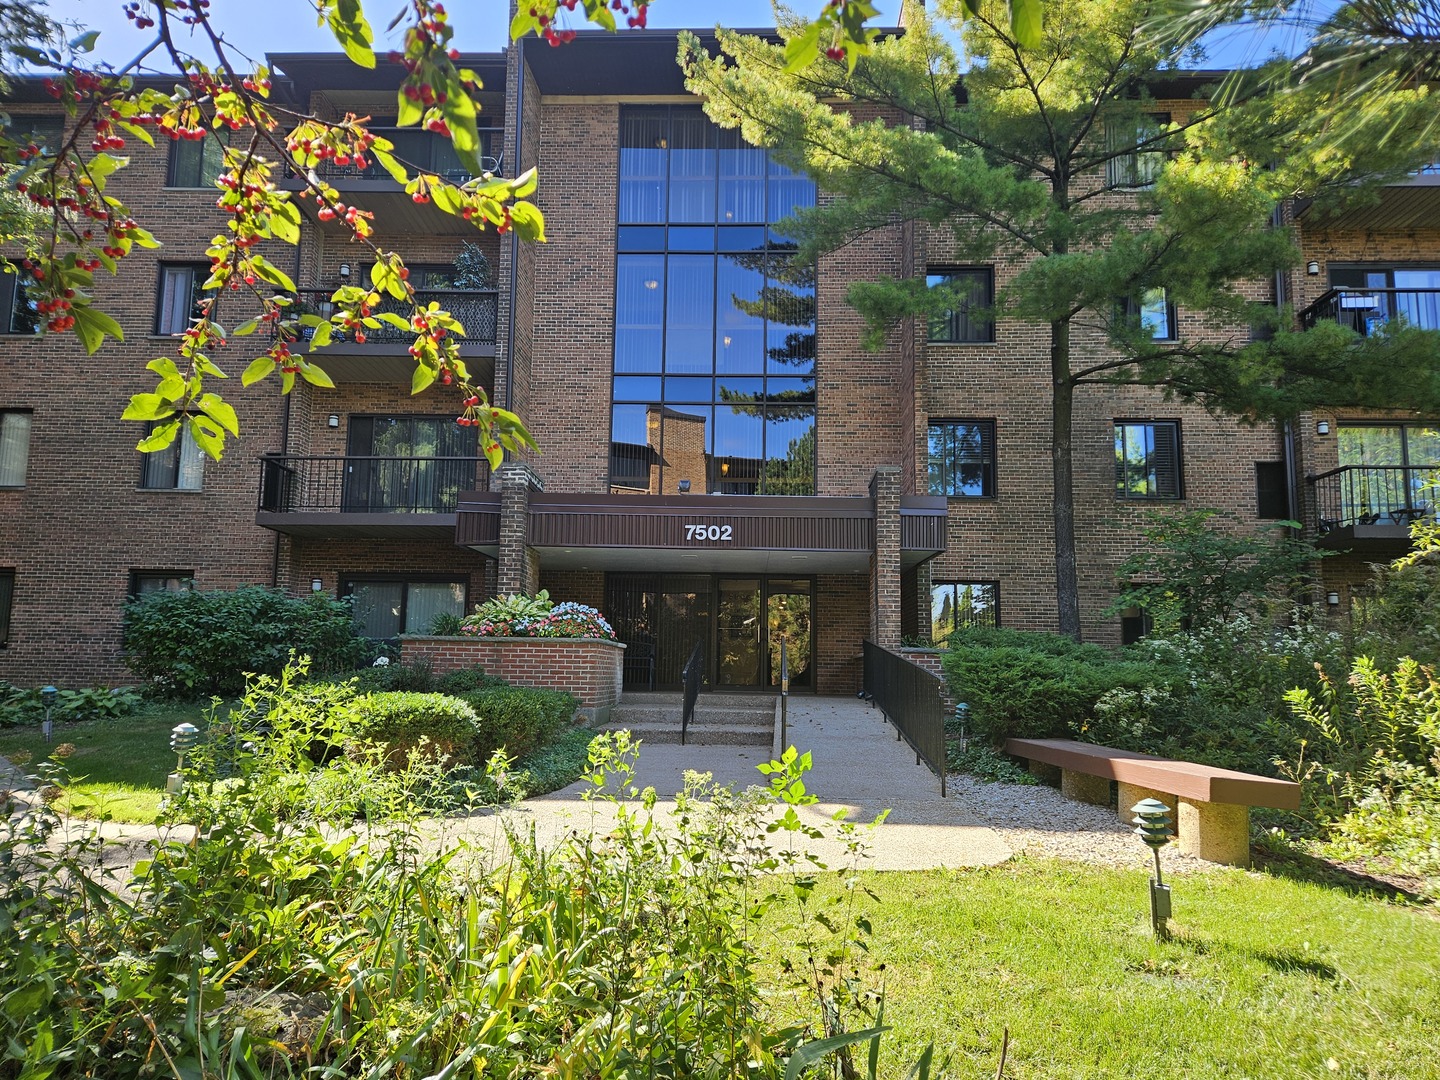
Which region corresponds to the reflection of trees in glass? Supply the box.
[767,590,811,687]
[761,424,816,495]
[724,248,815,371]
[932,582,996,644]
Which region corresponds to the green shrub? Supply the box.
[461,685,577,761]
[942,627,1157,742]
[0,684,143,728]
[350,691,482,766]
[122,587,367,697]
[435,664,508,694]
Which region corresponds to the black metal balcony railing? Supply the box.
[863,640,948,798]
[288,127,504,183]
[285,288,499,347]
[1308,464,1439,534]
[259,455,487,515]
[1299,288,1440,335]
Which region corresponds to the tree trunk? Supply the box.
[1051,318,1081,640]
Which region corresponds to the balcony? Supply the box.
[1299,288,1440,336]
[1307,465,1438,550]
[284,287,498,383]
[279,127,505,235]
[256,454,488,539]
[1295,168,1440,231]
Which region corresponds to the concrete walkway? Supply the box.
[491,695,1013,871]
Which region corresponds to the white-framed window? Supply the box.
[156,264,207,335]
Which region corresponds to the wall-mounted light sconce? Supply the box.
[1327,590,1341,606]
[339,263,351,279]
[327,414,340,428]
[678,479,691,493]
[1316,420,1331,435]
[1306,261,1321,276]
[311,578,325,593]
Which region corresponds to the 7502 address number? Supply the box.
[684,524,733,541]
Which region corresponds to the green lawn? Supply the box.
[0,704,207,821]
[760,861,1440,1079]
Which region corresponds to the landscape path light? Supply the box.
[40,685,57,743]
[1132,797,1174,937]
[168,722,200,794]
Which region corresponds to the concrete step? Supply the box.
[603,693,777,746]
[602,718,773,746]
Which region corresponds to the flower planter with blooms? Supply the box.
[460,601,617,641]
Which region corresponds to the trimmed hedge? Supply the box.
[461,686,578,762]
[350,692,482,766]
[942,627,1158,743]
[122,587,368,697]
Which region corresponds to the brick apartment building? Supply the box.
[0,32,1435,695]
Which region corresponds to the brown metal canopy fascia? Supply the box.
[456,490,502,552]
[899,495,947,567]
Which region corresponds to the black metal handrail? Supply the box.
[680,638,705,747]
[1298,287,1440,334]
[283,288,499,347]
[259,454,487,515]
[779,637,789,751]
[1308,464,1439,534]
[863,640,947,798]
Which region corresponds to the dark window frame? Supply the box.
[138,419,205,491]
[1105,111,1172,190]
[1121,286,1178,342]
[155,262,209,335]
[128,570,196,597]
[1114,419,1184,500]
[926,267,995,344]
[1254,461,1290,520]
[931,580,1000,643]
[338,574,470,640]
[0,271,38,335]
[0,409,32,488]
[0,568,12,648]
[927,418,997,498]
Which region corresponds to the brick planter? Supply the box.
[400,635,625,725]
[899,647,955,715]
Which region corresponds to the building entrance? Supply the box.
[605,573,813,692]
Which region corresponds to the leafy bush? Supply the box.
[1352,556,1440,668]
[461,684,577,761]
[943,627,1157,742]
[460,592,618,640]
[947,743,1039,784]
[330,657,437,693]
[427,610,465,636]
[122,586,367,697]
[350,691,482,767]
[0,683,143,728]
[435,664,507,694]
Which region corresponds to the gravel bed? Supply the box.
[947,772,1223,873]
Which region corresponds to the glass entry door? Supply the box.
[716,578,762,688]
[766,579,812,690]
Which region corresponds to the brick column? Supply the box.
[870,466,902,649]
[497,463,542,596]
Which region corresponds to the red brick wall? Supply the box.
[401,634,624,721]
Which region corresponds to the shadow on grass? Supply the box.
[1251,842,1430,906]
[1250,948,1340,980]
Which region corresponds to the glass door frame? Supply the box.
[710,574,816,693]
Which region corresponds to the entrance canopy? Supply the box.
[456,491,946,573]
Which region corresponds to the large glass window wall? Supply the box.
[612,107,818,496]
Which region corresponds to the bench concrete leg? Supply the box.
[1061,769,1111,807]
[1116,782,1176,825]
[1177,800,1250,867]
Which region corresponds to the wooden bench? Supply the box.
[1003,738,1301,867]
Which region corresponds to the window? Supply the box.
[611,106,818,496]
[156,264,207,335]
[166,130,227,187]
[2,116,64,156]
[344,415,479,513]
[1336,423,1440,524]
[1106,112,1170,189]
[1115,421,1182,499]
[341,577,466,639]
[1122,287,1176,341]
[0,271,38,334]
[1255,461,1289,520]
[0,569,12,647]
[927,420,995,497]
[140,421,205,490]
[931,581,998,644]
[0,410,31,487]
[926,268,994,343]
[1119,606,1152,646]
[1328,266,1440,334]
[129,570,194,596]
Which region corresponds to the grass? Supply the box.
[0,703,209,822]
[761,861,1440,1079]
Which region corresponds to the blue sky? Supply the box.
[48,0,1305,71]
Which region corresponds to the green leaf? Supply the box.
[309,322,333,348]
[232,318,260,337]
[187,415,225,462]
[1009,0,1042,49]
[71,305,123,353]
[249,257,296,293]
[507,202,546,243]
[198,393,239,437]
[412,364,437,394]
[784,1028,892,1080]
[122,393,173,422]
[269,200,301,245]
[783,22,824,73]
[327,0,375,68]
[396,90,423,128]
[300,362,334,388]
[281,370,296,394]
[372,147,410,184]
[136,420,180,453]
[375,312,411,330]
[195,355,227,379]
[241,356,274,386]
[69,30,101,52]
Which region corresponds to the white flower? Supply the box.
[373,656,391,667]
